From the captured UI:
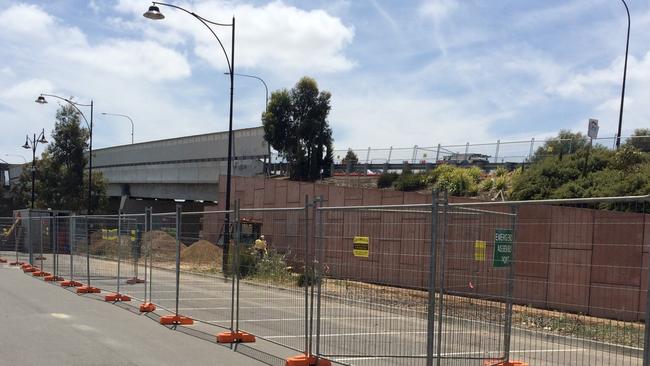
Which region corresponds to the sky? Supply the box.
[1,0,649,164]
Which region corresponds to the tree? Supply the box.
[341,149,359,166]
[532,130,589,161]
[262,77,334,181]
[11,105,107,213]
[627,128,650,152]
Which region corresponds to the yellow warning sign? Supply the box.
[353,236,369,258]
[474,240,486,261]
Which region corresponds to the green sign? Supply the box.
[493,229,513,267]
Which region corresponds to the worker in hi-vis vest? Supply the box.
[253,235,267,259]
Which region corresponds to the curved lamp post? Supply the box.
[4,154,28,164]
[101,112,134,144]
[144,3,236,273]
[225,72,268,107]
[35,94,94,214]
[21,129,48,209]
[615,0,630,150]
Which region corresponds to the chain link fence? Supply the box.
[4,193,650,366]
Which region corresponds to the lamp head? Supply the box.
[143,4,165,20]
[22,137,30,150]
[35,95,47,104]
[38,130,48,144]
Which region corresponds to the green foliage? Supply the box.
[252,250,293,284]
[377,172,399,188]
[341,149,359,166]
[511,142,650,200]
[394,172,427,192]
[610,145,646,172]
[533,130,589,161]
[430,165,480,196]
[627,129,650,152]
[11,105,108,212]
[262,77,334,181]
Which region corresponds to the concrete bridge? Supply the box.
[93,126,269,203]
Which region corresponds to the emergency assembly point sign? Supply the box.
[493,229,513,267]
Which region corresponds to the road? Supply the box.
[2,252,644,366]
[0,262,265,366]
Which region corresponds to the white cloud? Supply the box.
[418,0,458,23]
[2,79,54,99]
[115,0,355,75]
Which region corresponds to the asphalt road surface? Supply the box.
[1,252,644,366]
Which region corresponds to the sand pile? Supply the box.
[144,230,185,252]
[181,240,223,267]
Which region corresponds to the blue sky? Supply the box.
[1,0,649,163]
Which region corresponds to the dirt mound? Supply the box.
[181,240,222,267]
[144,230,185,253]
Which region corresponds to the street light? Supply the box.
[21,129,48,209]
[615,0,631,150]
[144,2,236,273]
[35,93,94,214]
[101,112,135,144]
[225,72,268,107]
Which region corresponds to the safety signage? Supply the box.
[493,229,513,267]
[474,240,486,261]
[353,236,369,258]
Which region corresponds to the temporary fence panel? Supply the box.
[36,216,54,276]
[177,209,233,330]
[115,213,147,301]
[315,202,434,366]
[476,198,647,366]
[0,217,15,261]
[436,202,516,365]
[236,204,311,353]
[148,212,180,314]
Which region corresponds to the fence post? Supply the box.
[117,212,122,295]
[234,200,242,334]
[642,200,650,366]
[314,196,325,361]
[435,191,449,366]
[70,218,75,281]
[495,140,500,164]
[13,215,19,265]
[426,190,439,366]
[304,195,310,356]
[28,213,33,265]
[159,205,192,325]
[53,217,58,278]
[503,205,519,362]
[139,207,156,313]
[38,217,44,270]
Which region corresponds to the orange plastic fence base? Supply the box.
[139,303,156,313]
[0,258,7,263]
[44,275,64,282]
[126,277,145,284]
[483,360,529,366]
[104,293,131,302]
[32,271,51,277]
[285,355,332,366]
[35,256,46,261]
[9,261,23,266]
[60,280,83,287]
[77,286,101,294]
[23,266,38,273]
[159,315,193,326]
[216,331,256,344]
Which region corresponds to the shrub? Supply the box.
[377,172,399,188]
[395,172,427,191]
[435,167,479,196]
[253,250,293,284]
